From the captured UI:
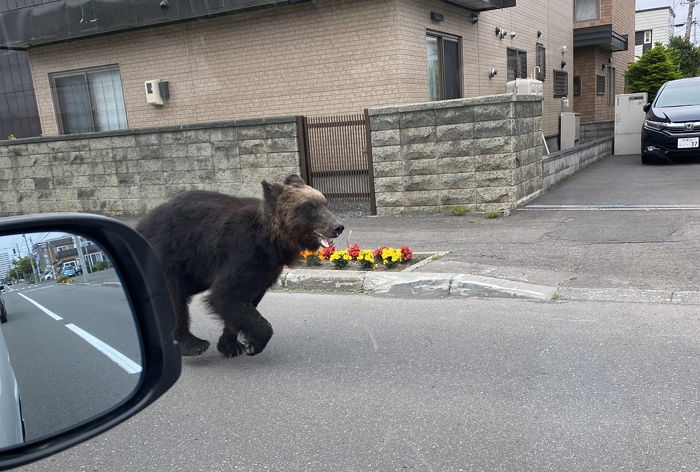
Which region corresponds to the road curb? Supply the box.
[276,269,700,305]
[277,269,556,301]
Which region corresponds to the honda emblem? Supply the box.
[685,123,694,131]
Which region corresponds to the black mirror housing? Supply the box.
[643,103,651,113]
[0,213,181,470]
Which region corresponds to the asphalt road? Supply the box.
[16,292,699,472]
[1,282,141,442]
[534,153,700,206]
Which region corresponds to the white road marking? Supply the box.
[18,293,63,321]
[16,293,142,375]
[65,324,142,375]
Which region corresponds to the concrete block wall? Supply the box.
[580,120,614,143]
[0,117,299,217]
[368,94,544,215]
[543,136,613,189]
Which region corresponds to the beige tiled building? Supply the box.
[572,0,635,123]
[2,0,633,142]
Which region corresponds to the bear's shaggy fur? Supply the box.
[136,175,343,357]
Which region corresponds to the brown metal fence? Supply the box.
[297,110,376,214]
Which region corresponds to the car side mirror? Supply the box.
[0,214,181,470]
[643,103,651,113]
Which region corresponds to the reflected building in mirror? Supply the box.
[33,236,107,277]
[0,252,10,280]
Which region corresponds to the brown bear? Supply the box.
[136,175,344,357]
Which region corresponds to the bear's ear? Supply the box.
[283,174,306,188]
[261,180,283,203]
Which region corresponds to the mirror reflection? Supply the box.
[0,232,142,450]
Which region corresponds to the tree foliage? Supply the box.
[626,44,682,102]
[9,256,33,280]
[666,36,700,77]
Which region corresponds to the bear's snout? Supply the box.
[331,223,344,237]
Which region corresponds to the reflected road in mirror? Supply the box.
[0,232,142,448]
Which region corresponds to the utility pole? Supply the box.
[22,234,39,284]
[73,235,89,283]
[686,0,695,41]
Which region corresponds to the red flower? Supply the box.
[347,244,360,260]
[400,246,413,262]
[373,246,387,259]
[319,246,336,260]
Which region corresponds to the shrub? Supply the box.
[93,261,110,271]
[626,44,682,103]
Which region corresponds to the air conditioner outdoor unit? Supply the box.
[506,78,544,96]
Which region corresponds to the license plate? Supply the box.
[678,137,699,149]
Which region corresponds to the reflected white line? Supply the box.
[65,324,142,375]
[16,293,141,375]
[18,293,63,321]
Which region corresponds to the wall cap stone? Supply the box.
[0,116,298,147]
[368,94,543,116]
[543,136,613,165]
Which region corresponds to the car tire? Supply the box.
[641,153,660,165]
[0,305,7,323]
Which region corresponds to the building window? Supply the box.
[573,76,581,96]
[574,0,599,22]
[426,33,462,101]
[507,48,527,82]
[596,74,606,95]
[50,65,128,135]
[635,31,644,46]
[536,43,546,81]
[608,67,616,106]
[553,70,568,98]
[644,30,652,44]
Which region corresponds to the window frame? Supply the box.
[49,64,128,135]
[553,70,568,98]
[536,43,546,81]
[426,31,463,101]
[643,30,652,44]
[507,47,528,82]
[596,74,606,96]
[573,76,582,97]
[574,0,600,23]
[608,66,616,107]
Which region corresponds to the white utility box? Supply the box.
[614,93,647,155]
[560,112,580,150]
[506,78,544,96]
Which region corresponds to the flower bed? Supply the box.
[296,245,424,271]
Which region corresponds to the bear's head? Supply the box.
[261,175,344,252]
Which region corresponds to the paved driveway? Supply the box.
[530,154,700,207]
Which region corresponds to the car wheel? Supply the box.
[0,305,7,323]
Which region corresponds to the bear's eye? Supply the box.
[296,202,317,219]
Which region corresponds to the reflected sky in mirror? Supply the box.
[0,232,142,449]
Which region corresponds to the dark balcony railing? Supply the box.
[0,0,309,49]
